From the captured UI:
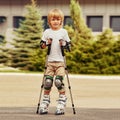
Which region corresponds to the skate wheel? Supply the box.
[40,109,48,115]
[55,112,64,115]
[40,111,48,115]
[55,110,64,115]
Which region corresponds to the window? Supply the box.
[110,16,120,32]
[0,16,6,24]
[42,16,49,30]
[13,16,25,28]
[87,16,103,32]
[64,16,73,26]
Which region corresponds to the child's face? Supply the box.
[49,17,62,30]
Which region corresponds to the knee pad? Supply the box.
[54,76,64,90]
[44,75,53,90]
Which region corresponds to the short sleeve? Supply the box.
[63,29,70,42]
[41,29,48,42]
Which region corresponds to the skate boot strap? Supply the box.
[58,95,67,102]
[43,95,50,102]
[43,98,50,103]
[40,95,50,107]
[57,95,67,108]
[42,100,50,106]
[58,99,66,106]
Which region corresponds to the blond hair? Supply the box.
[47,8,64,27]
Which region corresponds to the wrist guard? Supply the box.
[64,41,71,52]
[40,40,46,49]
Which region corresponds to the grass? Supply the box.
[0,64,119,75]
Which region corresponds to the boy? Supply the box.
[40,8,70,115]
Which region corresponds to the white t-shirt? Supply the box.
[41,28,70,62]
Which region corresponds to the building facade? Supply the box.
[0,0,120,37]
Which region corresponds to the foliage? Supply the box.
[0,36,9,65]
[30,48,46,71]
[0,35,5,43]
[65,0,94,74]
[10,0,43,71]
[0,47,9,65]
[64,0,120,74]
[70,0,93,39]
[1,0,119,74]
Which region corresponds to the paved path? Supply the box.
[0,73,120,120]
[0,107,120,120]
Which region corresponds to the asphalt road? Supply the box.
[0,107,120,120]
[0,73,120,120]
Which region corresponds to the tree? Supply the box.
[70,0,93,40]
[103,34,120,74]
[0,35,10,66]
[93,29,116,74]
[0,41,9,65]
[65,0,94,74]
[10,0,43,71]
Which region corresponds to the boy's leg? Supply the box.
[40,62,54,114]
[54,63,67,115]
[54,75,67,115]
[40,75,53,114]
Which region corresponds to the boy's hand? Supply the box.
[59,39,71,52]
[59,39,66,46]
[47,38,52,45]
[59,39,63,46]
